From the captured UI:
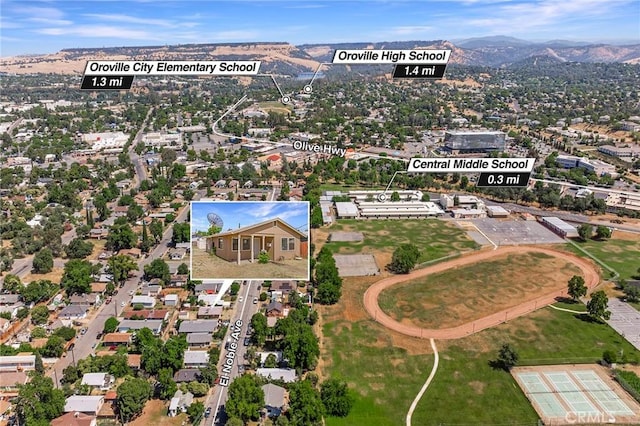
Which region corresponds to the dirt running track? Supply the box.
[363,246,600,340]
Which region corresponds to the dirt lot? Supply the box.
[129,399,187,426]
[191,246,309,280]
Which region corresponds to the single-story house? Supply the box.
[122,309,169,321]
[117,319,163,335]
[69,294,100,306]
[0,371,28,390]
[51,412,97,426]
[206,218,306,264]
[169,274,188,287]
[257,351,283,367]
[168,390,194,417]
[102,333,132,347]
[197,293,218,306]
[81,373,114,391]
[89,228,109,239]
[194,282,224,294]
[173,369,201,383]
[90,282,108,294]
[0,295,21,305]
[127,354,141,370]
[256,368,296,383]
[265,301,284,317]
[130,295,156,308]
[0,355,36,372]
[175,242,191,251]
[118,248,142,259]
[270,281,297,296]
[197,306,223,319]
[179,320,218,334]
[168,248,187,260]
[64,396,104,415]
[183,351,209,368]
[139,284,162,297]
[186,333,213,348]
[262,383,286,417]
[164,294,179,306]
[59,305,90,320]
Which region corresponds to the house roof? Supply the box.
[127,354,142,368]
[118,319,163,330]
[103,333,132,344]
[173,369,201,383]
[179,320,218,334]
[0,371,28,387]
[0,294,20,305]
[270,281,296,292]
[197,306,223,317]
[183,351,209,365]
[266,301,283,313]
[131,295,156,305]
[194,282,223,293]
[64,395,104,413]
[256,368,297,383]
[59,305,89,317]
[186,333,213,344]
[262,383,286,408]
[212,218,306,239]
[51,412,96,426]
[81,372,110,387]
[122,309,168,320]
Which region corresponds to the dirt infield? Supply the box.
[363,246,601,340]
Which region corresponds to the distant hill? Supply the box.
[1,37,639,75]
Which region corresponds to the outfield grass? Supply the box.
[323,293,640,425]
[565,236,640,280]
[256,101,293,114]
[323,219,479,264]
[552,300,588,312]
[378,252,581,329]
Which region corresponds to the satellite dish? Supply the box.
[207,212,224,230]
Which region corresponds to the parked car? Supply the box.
[253,297,258,304]
[204,407,212,418]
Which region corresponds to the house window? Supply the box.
[218,239,223,249]
[242,238,250,250]
[232,238,238,251]
[281,237,295,251]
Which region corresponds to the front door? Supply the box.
[254,237,261,258]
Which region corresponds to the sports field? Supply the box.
[378,251,582,329]
[257,100,293,114]
[566,231,640,280]
[320,219,479,265]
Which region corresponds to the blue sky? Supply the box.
[191,201,309,234]
[2,1,638,56]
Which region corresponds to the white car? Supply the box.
[120,301,126,307]
[253,297,258,304]
[238,296,243,303]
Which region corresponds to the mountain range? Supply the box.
[1,36,638,75]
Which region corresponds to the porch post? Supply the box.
[237,234,241,265]
[250,234,255,263]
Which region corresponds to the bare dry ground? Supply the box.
[191,247,309,280]
[129,399,187,426]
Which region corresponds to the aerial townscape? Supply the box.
[1,1,640,426]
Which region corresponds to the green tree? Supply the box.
[187,381,209,397]
[387,244,420,274]
[21,279,56,304]
[390,191,400,202]
[42,335,65,358]
[64,238,94,259]
[187,401,204,423]
[106,223,137,251]
[264,353,277,368]
[226,374,264,423]
[157,367,177,400]
[14,374,65,425]
[144,258,170,284]
[31,305,50,325]
[2,274,22,293]
[104,317,120,334]
[230,282,241,296]
[150,219,163,243]
[251,313,268,346]
[567,275,587,302]
[32,247,54,274]
[61,259,93,295]
[496,343,519,371]
[321,378,354,417]
[141,221,153,253]
[577,223,593,241]
[172,222,190,244]
[53,326,76,341]
[177,262,189,275]
[595,225,612,240]
[31,327,47,339]
[288,379,324,426]
[587,290,611,322]
[116,377,152,422]
[108,254,138,287]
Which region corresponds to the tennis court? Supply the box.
[512,365,640,425]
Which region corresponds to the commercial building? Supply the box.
[486,205,510,218]
[81,132,128,151]
[443,130,506,154]
[597,145,640,159]
[540,217,579,238]
[556,155,618,177]
[142,132,182,148]
[451,208,486,219]
[358,201,444,219]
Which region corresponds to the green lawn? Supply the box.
[552,300,588,312]
[565,237,640,280]
[323,303,640,425]
[323,219,479,264]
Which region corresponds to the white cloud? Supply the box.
[36,25,158,40]
[388,25,434,36]
[82,13,175,28]
[209,30,262,41]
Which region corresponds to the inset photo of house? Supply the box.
[191,201,310,280]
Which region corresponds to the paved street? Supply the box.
[205,280,261,425]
